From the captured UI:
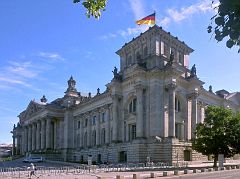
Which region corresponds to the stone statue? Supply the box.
[97,88,100,95]
[112,66,118,77]
[40,95,47,103]
[190,64,196,77]
[168,51,174,66]
[209,85,213,93]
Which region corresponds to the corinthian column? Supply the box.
[106,106,110,144]
[166,81,177,137]
[28,125,32,151]
[36,121,40,150]
[46,118,52,149]
[191,92,198,139]
[32,123,36,151]
[41,120,46,150]
[136,85,144,138]
[112,95,120,142]
[96,111,100,145]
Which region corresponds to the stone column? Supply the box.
[96,112,100,145]
[46,118,52,149]
[80,119,83,148]
[41,120,46,150]
[185,99,192,140]
[32,123,36,151]
[54,120,57,149]
[24,127,28,153]
[191,92,198,139]
[112,95,119,142]
[87,115,91,147]
[200,103,205,123]
[12,136,16,156]
[166,82,177,137]
[36,121,40,150]
[136,85,144,138]
[28,125,32,151]
[106,106,110,144]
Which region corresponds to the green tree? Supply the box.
[192,106,240,167]
[208,0,240,52]
[73,0,107,19]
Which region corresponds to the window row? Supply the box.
[77,112,107,129]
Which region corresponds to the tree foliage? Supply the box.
[192,106,240,167]
[73,0,107,19]
[208,0,240,52]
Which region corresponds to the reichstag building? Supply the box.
[12,25,240,164]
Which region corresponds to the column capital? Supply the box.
[165,82,177,91]
[187,92,199,100]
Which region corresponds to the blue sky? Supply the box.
[0,0,239,144]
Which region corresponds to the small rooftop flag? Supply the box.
[136,13,156,25]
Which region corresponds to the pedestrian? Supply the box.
[29,163,39,179]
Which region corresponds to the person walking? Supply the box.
[29,163,39,179]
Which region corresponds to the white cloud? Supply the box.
[166,0,213,23]
[0,77,31,87]
[158,17,171,27]
[7,61,37,78]
[128,0,145,19]
[38,52,65,61]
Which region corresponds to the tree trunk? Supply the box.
[213,155,218,167]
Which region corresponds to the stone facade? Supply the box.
[12,25,240,164]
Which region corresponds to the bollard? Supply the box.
[133,174,140,179]
[184,169,189,174]
[174,170,179,175]
[97,177,105,179]
[193,169,198,173]
[226,166,231,170]
[208,168,213,172]
[150,172,156,178]
[163,171,168,176]
[116,175,124,179]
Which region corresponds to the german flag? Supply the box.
[136,13,156,25]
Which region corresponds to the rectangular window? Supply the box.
[102,112,105,123]
[78,121,81,129]
[92,116,96,125]
[128,124,136,141]
[85,119,88,127]
[132,125,136,140]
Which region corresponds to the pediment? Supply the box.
[22,100,45,119]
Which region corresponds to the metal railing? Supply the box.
[0,162,180,178]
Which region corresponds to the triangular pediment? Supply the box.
[22,100,45,119]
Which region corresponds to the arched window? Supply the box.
[101,128,106,145]
[129,98,137,113]
[92,130,96,146]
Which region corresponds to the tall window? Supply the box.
[101,128,106,144]
[92,130,96,146]
[84,132,87,147]
[92,116,96,125]
[129,98,137,113]
[128,124,136,141]
[85,118,88,127]
[78,121,81,129]
[175,97,181,112]
[102,112,105,123]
